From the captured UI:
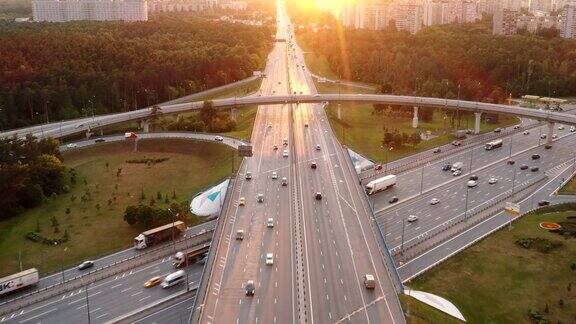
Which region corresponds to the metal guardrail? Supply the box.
[360,120,541,182]
[339,143,404,294]
[189,167,242,323]
[0,230,213,316]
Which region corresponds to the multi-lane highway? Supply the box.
[198,1,404,323]
[370,122,576,254]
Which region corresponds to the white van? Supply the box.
[161,270,186,288]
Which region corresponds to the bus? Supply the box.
[485,139,503,150]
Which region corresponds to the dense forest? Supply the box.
[0,13,272,129]
[0,136,67,219]
[297,21,576,102]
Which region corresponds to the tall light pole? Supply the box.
[464,186,470,221]
[419,164,425,194]
[84,282,91,324]
[400,218,406,256]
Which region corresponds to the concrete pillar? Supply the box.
[231,108,238,122]
[337,104,342,120]
[99,128,104,136]
[141,120,150,133]
[474,112,482,135]
[412,106,419,129]
[547,121,554,144]
[85,129,92,140]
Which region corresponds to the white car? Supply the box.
[257,194,264,203]
[239,197,246,206]
[558,125,565,130]
[453,169,462,176]
[315,144,321,151]
[66,143,78,148]
[265,253,274,265]
[570,126,575,132]
[488,177,498,184]
[467,180,478,188]
[267,218,274,228]
[283,150,289,157]
[552,134,558,139]
[523,130,530,135]
[271,172,278,179]
[214,136,224,142]
[430,198,440,205]
[407,215,418,222]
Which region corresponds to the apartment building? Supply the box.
[32,0,148,22]
[493,7,519,35]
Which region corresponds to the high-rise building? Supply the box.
[493,7,519,35]
[423,0,449,26]
[560,2,576,38]
[32,0,148,22]
[395,1,423,33]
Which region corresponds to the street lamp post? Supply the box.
[419,164,425,194]
[464,186,470,221]
[84,283,91,324]
[400,216,405,256]
[511,166,517,195]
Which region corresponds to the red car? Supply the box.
[374,164,383,171]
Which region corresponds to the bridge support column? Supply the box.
[231,108,238,122]
[474,112,482,135]
[547,121,554,144]
[99,128,104,136]
[412,106,419,128]
[85,129,92,140]
[140,120,150,133]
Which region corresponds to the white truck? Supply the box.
[365,175,397,195]
[451,162,464,172]
[0,269,39,296]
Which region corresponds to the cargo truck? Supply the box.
[134,221,186,250]
[0,269,39,296]
[365,175,397,195]
[173,243,211,268]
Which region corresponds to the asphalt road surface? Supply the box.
[199,1,405,323]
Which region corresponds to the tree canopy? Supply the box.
[297,21,576,102]
[0,13,272,129]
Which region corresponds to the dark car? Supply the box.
[545,144,552,149]
[538,200,550,206]
[531,154,541,160]
[389,196,399,204]
[520,165,529,170]
[311,162,317,169]
[245,280,255,296]
[442,164,452,171]
[433,148,442,154]
[531,166,539,172]
[374,164,383,171]
[78,260,94,270]
[94,138,105,143]
[507,160,516,165]
[469,175,479,181]
[315,192,322,200]
[494,128,502,133]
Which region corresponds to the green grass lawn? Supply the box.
[559,177,576,195]
[302,51,339,80]
[400,294,463,324]
[0,139,237,277]
[410,210,576,323]
[317,80,517,162]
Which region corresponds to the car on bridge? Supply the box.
[214,136,224,142]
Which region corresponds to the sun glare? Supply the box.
[296,0,357,17]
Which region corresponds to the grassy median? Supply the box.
[409,210,576,323]
[316,81,517,162]
[0,139,237,277]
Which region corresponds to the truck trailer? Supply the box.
[172,242,211,268]
[0,268,39,296]
[365,175,397,195]
[451,162,464,172]
[134,221,186,250]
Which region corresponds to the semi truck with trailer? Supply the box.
[134,221,186,250]
[0,268,39,296]
[451,162,464,172]
[485,139,503,150]
[173,242,211,268]
[365,175,397,195]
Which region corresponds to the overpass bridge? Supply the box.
[2,94,575,143]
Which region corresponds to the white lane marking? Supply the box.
[18,308,58,323]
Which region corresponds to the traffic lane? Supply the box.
[4,257,203,324]
[378,134,576,249]
[0,220,215,305]
[131,295,195,324]
[313,102,401,323]
[372,126,575,212]
[397,163,575,282]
